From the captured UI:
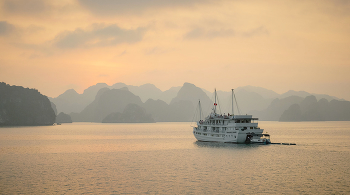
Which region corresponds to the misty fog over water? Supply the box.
[1,122,350,194]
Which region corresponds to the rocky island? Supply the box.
[56,112,72,123]
[102,103,155,123]
[0,82,56,126]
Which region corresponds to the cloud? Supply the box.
[184,26,269,40]
[119,50,127,56]
[28,54,40,59]
[0,21,46,39]
[0,21,14,36]
[144,47,171,55]
[78,0,214,15]
[54,24,147,48]
[1,0,49,15]
[242,26,269,37]
[184,27,235,39]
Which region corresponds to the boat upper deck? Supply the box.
[234,115,258,120]
[206,114,259,121]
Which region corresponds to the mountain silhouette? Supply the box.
[0,82,56,126]
[50,82,348,122]
[279,90,341,101]
[56,112,72,123]
[157,86,181,104]
[128,83,163,102]
[102,103,155,123]
[72,88,143,122]
[251,96,304,121]
[143,99,172,122]
[170,82,212,116]
[70,83,200,122]
[49,89,83,114]
[280,95,350,121]
[50,83,109,114]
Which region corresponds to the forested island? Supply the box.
[0,82,56,126]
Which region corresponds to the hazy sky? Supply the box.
[1,0,349,99]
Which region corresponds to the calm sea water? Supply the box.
[1,121,350,194]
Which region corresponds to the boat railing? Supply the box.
[195,126,228,134]
[234,123,258,127]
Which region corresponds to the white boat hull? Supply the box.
[194,133,238,143]
[193,128,264,143]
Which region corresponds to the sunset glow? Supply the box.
[1,0,349,99]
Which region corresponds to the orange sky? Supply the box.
[1,0,350,100]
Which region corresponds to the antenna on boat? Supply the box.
[231,89,234,116]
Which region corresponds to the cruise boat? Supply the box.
[193,89,271,144]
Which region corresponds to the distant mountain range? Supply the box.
[49,83,181,114]
[48,82,348,122]
[69,86,194,122]
[250,96,305,121]
[279,96,350,121]
[2,81,348,126]
[102,104,155,123]
[71,87,144,122]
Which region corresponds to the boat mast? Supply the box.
[199,100,202,120]
[214,88,217,114]
[231,89,234,116]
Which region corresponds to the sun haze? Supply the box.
[0,0,349,99]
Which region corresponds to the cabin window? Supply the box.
[250,127,253,129]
